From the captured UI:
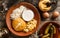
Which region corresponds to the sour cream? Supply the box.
[22,10,34,21]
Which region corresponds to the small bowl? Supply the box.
[38,0,58,12]
[6,2,41,36]
[38,21,60,38]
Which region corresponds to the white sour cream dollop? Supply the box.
[22,10,34,21]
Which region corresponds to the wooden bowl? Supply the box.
[39,22,60,38]
[6,2,41,36]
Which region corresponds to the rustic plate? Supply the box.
[6,2,41,36]
[38,22,60,38]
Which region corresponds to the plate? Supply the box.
[38,22,60,38]
[6,2,41,36]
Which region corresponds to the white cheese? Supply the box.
[10,8,21,19]
[19,5,27,13]
[10,6,27,19]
